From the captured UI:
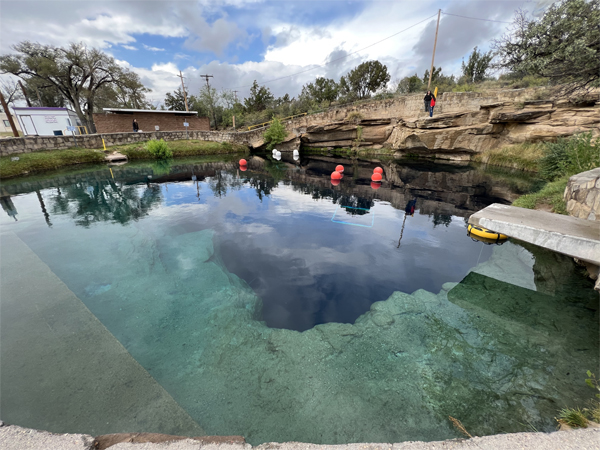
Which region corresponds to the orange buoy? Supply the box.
[370,181,381,190]
[373,167,383,174]
[336,164,344,173]
[331,171,342,180]
[331,178,340,186]
[239,159,247,165]
[240,165,247,171]
[371,173,382,182]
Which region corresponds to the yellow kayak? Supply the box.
[467,224,508,241]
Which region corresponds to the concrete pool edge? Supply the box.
[0,423,599,450]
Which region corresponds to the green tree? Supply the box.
[340,60,390,99]
[493,0,600,94]
[262,116,287,150]
[0,41,151,132]
[198,84,218,129]
[301,77,339,103]
[164,87,187,111]
[422,66,443,85]
[244,80,274,112]
[396,74,424,94]
[461,46,493,83]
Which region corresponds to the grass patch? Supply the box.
[0,140,249,179]
[512,176,569,214]
[472,142,544,172]
[0,131,23,137]
[0,148,105,179]
[557,407,589,428]
[117,139,248,160]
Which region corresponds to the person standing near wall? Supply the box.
[429,95,436,117]
[423,91,435,113]
[132,119,139,132]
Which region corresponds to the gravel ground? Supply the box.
[1,424,598,450]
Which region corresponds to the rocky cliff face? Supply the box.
[257,89,599,158]
[296,97,599,159]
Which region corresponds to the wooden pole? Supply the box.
[0,91,20,137]
[428,9,441,91]
[178,71,189,111]
[200,74,217,130]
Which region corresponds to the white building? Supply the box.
[0,112,22,134]
[12,107,82,136]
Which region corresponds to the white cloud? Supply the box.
[143,44,165,52]
[0,0,555,106]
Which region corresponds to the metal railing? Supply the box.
[246,112,307,131]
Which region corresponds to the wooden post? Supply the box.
[428,9,441,91]
[178,71,189,112]
[0,91,20,137]
[233,115,236,130]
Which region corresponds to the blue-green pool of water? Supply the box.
[0,154,597,444]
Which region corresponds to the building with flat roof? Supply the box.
[12,107,82,136]
[93,108,210,133]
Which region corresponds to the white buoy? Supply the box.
[274,153,281,160]
[293,153,299,161]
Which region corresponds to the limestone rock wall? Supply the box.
[564,168,600,221]
[293,97,600,158]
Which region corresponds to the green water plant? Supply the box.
[263,116,287,150]
[146,139,173,159]
[557,407,589,428]
[556,371,600,428]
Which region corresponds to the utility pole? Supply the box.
[18,81,31,107]
[200,74,217,130]
[428,9,441,91]
[177,71,189,111]
[0,91,20,137]
[233,90,238,130]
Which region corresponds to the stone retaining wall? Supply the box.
[0,129,265,157]
[564,167,600,221]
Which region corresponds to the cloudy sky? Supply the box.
[0,0,553,106]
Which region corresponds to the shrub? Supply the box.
[263,116,287,150]
[539,133,600,181]
[146,139,173,159]
[346,111,363,123]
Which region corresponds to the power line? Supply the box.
[225,10,513,93]
[441,12,512,24]
[225,12,439,91]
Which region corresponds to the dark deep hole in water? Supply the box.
[1,153,537,331]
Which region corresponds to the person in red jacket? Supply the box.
[429,95,436,117]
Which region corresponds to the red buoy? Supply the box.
[336,164,344,173]
[331,178,341,186]
[371,172,382,182]
[331,171,342,180]
[373,167,383,174]
[370,181,381,190]
[240,165,247,171]
[239,159,247,165]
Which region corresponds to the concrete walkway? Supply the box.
[468,203,600,266]
[0,424,599,450]
[0,232,204,437]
